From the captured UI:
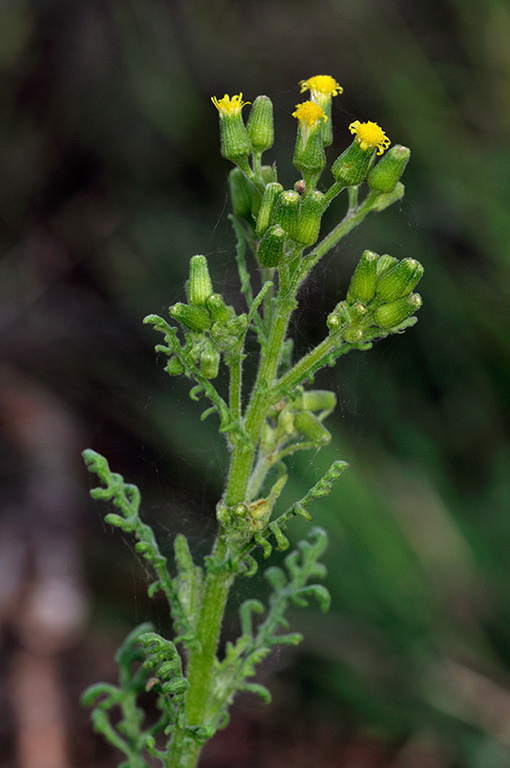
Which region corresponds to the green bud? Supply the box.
[295,191,325,246]
[376,258,424,302]
[260,422,275,452]
[278,408,295,435]
[246,95,274,152]
[374,293,422,329]
[256,182,284,237]
[166,356,185,376]
[229,167,254,218]
[347,250,379,303]
[344,327,364,343]
[216,499,231,526]
[348,302,369,324]
[256,224,286,268]
[299,389,337,413]
[187,255,213,307]
[200,347,220,379]
[331,139,375,187]
[370,182,404,212]
[261,165,276,184]
[169,302,211,332]
[368,145,410,193]
[376,254,398,278]
[217,112,251,165]
[250,167,277,218]
[293,127,326,176]
[273,190,300,240]
[327,301,351,332]
[344,302,368,343]
[206,293,230,324]
[294,410,331,447]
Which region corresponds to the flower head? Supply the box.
[349,120,390,155]
[300,75,343,100]
[211,93,252,165]
[211,93,250,116]
[292,102,327,182]
[299,77,341,148]
[292,100,327,128]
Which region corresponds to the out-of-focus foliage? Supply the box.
[1,0,510,766]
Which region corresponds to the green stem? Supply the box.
[252,150,264,185]
[323,180,347,207]
[224,291,297,506]
[166,723,187,768]
[273,331,348,399]
[184,537,233,727]
[228,349,243,424]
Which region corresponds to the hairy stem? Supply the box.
[224,291,297,506]
[184,537,233,727]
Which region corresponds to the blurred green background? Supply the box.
[1,0,510,766]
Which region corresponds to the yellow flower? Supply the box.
[349,120,390,155]
[292,100,327,127]
[299,75,343,100]
[211,93,250,116]
[299,77,341,148]
[292,102,327,178]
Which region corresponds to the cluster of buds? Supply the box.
[212,76,412,272]
[168,255,248,378]
[327,250,424,341]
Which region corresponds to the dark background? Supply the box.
[1,0,510,766]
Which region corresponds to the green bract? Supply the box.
[83,78,423,768]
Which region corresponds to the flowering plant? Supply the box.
[82,76,423,768]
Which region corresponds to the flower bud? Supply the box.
[295,191,325,246]
[250,166,277,218]
[331,140,375,187]
[169,302,211,332]
[246,95,274,152]
[344,327,364,343]
[368,145,410,193]
[344,302,368,342]
[229,167,254,218]
[348,302,369,323]
[206,293,230,324]
[347,250,379,303]
[294,410,331,447]
[256,182,284,237]
[327,301,350,332]
[200,346,220,379]
[293,128,326,176]
[256,224,286,268]
[211,93,252,165]
[299,389,337,412]
[376,258,424,302]
[261,165,276,184]
[186,255,213,307]
[376,254,398,278]
[273,190,300,240]
[374,293,422,329]
[292,101,327,175]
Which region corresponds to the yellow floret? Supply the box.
[299,75,343,98]
[211,93,249,115]
[292,101,327,127]
[349,120,391,155]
